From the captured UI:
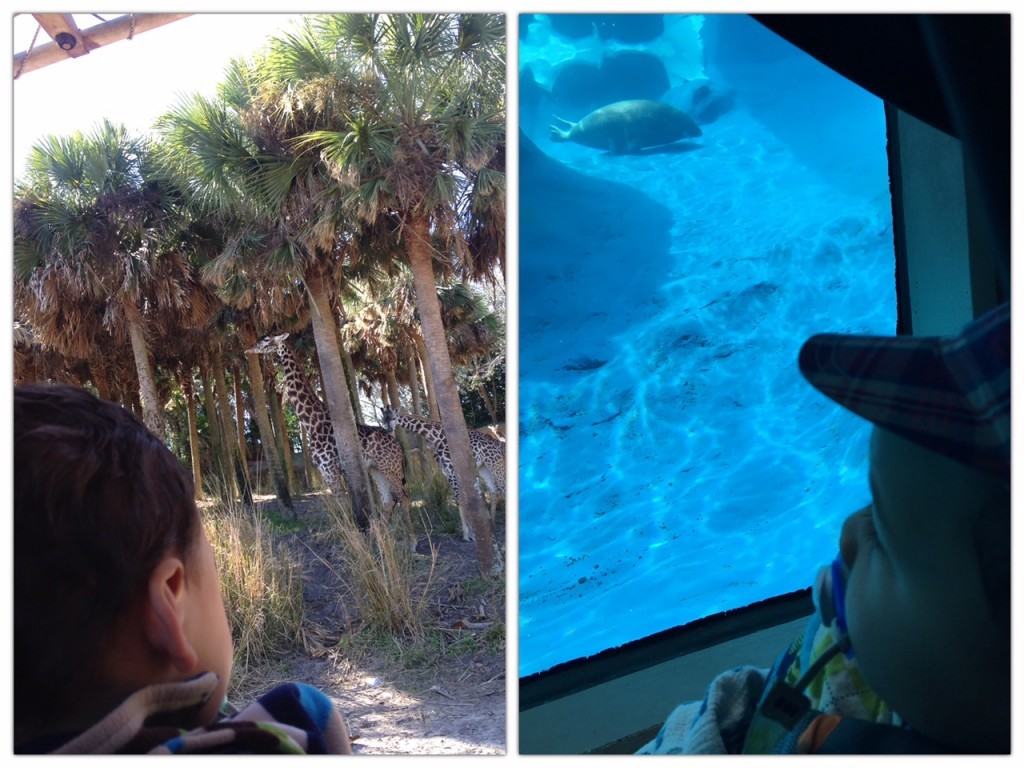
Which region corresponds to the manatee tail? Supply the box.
[549,115,574,142]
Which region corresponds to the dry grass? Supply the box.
[326,497,437,640]
[202,487,306,692]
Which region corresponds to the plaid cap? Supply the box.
[798,302,1010,478]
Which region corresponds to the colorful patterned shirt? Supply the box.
[17,672,351,754]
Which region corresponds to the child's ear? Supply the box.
[143,556,199,674]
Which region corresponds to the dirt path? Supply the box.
[231,493,506,755]
[328,653,504,754]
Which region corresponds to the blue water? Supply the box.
[519,14,897,677]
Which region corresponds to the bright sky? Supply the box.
[12,12,305,179]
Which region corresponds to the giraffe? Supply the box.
[469,431,506,517]
[380,406,505,539]
[247,334,409,512]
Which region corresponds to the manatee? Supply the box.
[549,99,701,154]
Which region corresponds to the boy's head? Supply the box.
[14,384,233,745]
[798,302,1010,753]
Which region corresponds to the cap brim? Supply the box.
[798,304,1010,475]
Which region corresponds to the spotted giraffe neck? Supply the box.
[265,345,408,511]
[275,345,331,427]
[267,342,343,490]
[393,413,446,447]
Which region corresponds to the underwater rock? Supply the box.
[814,239,843,265]
[520,67,546,113]
[551,52,670,117]
[702,14,889,201]
[824,215,869,239]
[708,344,739,361]
[520,13,537,39]
[591,408,623,426]
[549,13,664,43]
[522,412,573,438]
[550,62,602,114]
[678,77,736,125]
[595,14,664,43]
[550,99,701,154]
[519,131,673,377]
[549,14,599,40]
[741,281,780,298]
[562,357,608,372]
[671,332,710,350]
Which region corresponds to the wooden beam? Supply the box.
[32,14,92,59]
[14,13,192,79]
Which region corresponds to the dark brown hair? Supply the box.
[14,384,199,742]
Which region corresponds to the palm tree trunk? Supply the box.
[126,317,165,437]
[333,307,364,422]
[198,359,230,496]
[403,353,429,481]
[232,365,249,463]
[339,334,363,423]
[404,349,428,481]
[181,372,204,500]
[406,213,496,574]
[416,336,441,421]
[230,365,255,508]
[270,380,299,494]
[407,348,424,417]
[306,270,378,527]
[385,370,402,414]
[244,349,293,513]
[211,348,241,498]
[90,362,112,401]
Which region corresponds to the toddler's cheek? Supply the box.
[839,506,872,569]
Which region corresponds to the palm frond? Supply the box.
[218,56,261,111]
[262,21,334,83]
[155,93,272,219]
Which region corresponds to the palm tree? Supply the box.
[438,283,504,427]
[290,14,506,572]
[155,60,383,527]
[12,321,89,388]
[14,121,207,438]
[12,267,128,400]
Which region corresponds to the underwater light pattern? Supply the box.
[519,13,896,676]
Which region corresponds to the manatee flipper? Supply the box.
[549,115,575,143]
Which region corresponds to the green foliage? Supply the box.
[259,503,307,534]
[164,386,191,464]
[459,357,505,428]
[341,619,504,673]
[276,12,506,237]
[411,472,460,535]
[461,576,493,599]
